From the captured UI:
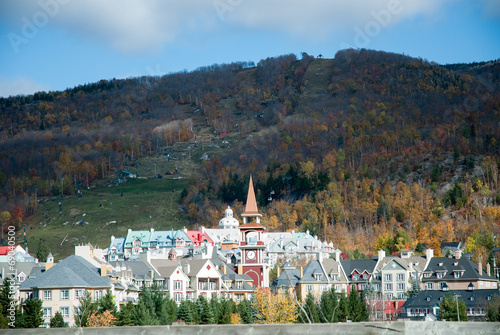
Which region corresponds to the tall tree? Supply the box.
[50,311,67,328]
[22,299,43,328]
[439,294,467,321]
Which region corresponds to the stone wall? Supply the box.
[7,320,500,335]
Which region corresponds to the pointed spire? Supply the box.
[241,175,262,223]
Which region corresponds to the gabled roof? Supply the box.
[150,230,192,246]
[185,230,213,245]
[321,258,348,282]
[20,255,111,290]
[272,265,301,288]
[299,260,328,283]
[375,255,427,273]
[124,230,153,248]
[340,259,377,280]
[109,237,125,254]
[422,256,496,281]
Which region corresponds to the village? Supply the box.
[1,176,499,327]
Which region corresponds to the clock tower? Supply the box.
[238,175,269,288]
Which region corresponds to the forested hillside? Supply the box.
[1,49,499,261]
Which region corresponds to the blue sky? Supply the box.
[0,0,499,98]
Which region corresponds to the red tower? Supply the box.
[238,175,268,288]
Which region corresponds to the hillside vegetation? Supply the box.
[0,49,499,261]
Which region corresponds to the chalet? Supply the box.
[402,289,500,321]
[340,258,377,293]
[421,250,497,291]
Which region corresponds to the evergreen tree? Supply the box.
[209,296,221,323]
[0,277,15,328]
[198,295,214,324]
[336,292,349,322]
[218,298,235,324]
[438,294,467,321]
[299,293,319,323]
[318,289,338,323]
[357,290,369,321]
[177,300,193,324]
[160,295,177,325]
[131,300,158,325]
[237,299,255,324]
[415,242,424,254]
[50,311,67,328]
[35,239,49,262]
[407,278,421,299]
[115,302,134,326]
[22,299,43,328]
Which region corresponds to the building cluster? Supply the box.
[0,177,499,326]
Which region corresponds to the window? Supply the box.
[319,284,327,292]
[436,272,444,279]
[353,273,359,281]
[397,292,406,300]
[198,281,206,290]
[237,281,242,289]
[425,282,434,290]
[358,284,367,291]
[43,290,52,301]
[397,283,405,291]
[330,274,339,281]
[43,307,52,318]
[60,307,69,318]
[385,293,393,300]
[396,273,405,281]
[94,290,103,300]
[186,293,192,301]
[363,273,368,279]
[281,286,287,293]
[174,281,182,290]
[236,294,243,302]
[75,289,84,299]
[385,283,393,291]
[439,282,447,290]
[424,272,431,278]
[373,284,381,292]
[60,289,69,300]
[384,274,392,281]
[454,272,461,279]
[175,293,182,303]
[314,273,323,280]
[306,284,314,292]
[334,284,342,292]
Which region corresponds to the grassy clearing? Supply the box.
[22,131,244,261]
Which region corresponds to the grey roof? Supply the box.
[299,260,328,283]
[109,260,162,281]
[20,255,111,290]
[340,259,377,281]
[222,267,254,291]
[109,237,125,254]
[272,267,301,288]
[375,255,427,273]
[0,262,42,281]
[422,256,496,282]
[403,289,500,310]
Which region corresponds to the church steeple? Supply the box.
[241,175,262,224]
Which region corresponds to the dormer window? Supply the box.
[470,296,474,301]
[331,274,339,281]
[453,262,458,266]
[424,272,431,278]
[353,274,359,281]
[314,273,323,281]
[438,262,443,266]
[363,273,368,279]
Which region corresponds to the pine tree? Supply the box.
[115,302,134,326]
[318,289,338,323]
[357,290,369,321]
[238,299,254,324]
[50,311,67,328]
[98,288,117,315]
[22,299,43,328]
[218,298,235,324]
[131,300,158,325]
[0,277,14,318]
[299,293,319,323]
[177,300,193,324]
[336,292,349,322]
[198,295,214,324]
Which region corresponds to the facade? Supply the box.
[421,250,498,291]
[372,249,429,301]
[296,259,329,300]
[340,258,377,294]
[19,255,112,327]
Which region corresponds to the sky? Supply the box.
[0,0,499,98]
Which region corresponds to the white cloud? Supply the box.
[0,77,47,98]
[0,0,458,54]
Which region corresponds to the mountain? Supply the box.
[0,49,498,260]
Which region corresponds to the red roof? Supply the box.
[186,230,214,246]
[0,245,20,255]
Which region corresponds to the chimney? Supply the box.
[425,248,434,260]
[183,261,190,275]
[478,261,483,276]
[45,253,54,271]
[101,264,107,277]
[487,263,491,276]
[454,249,462,259]
[221,265,226,275]
[277,266,281,278]
[378,249,386,261]
[300,266,303,278]
[237,265,242,275]
[335,250,340,262]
